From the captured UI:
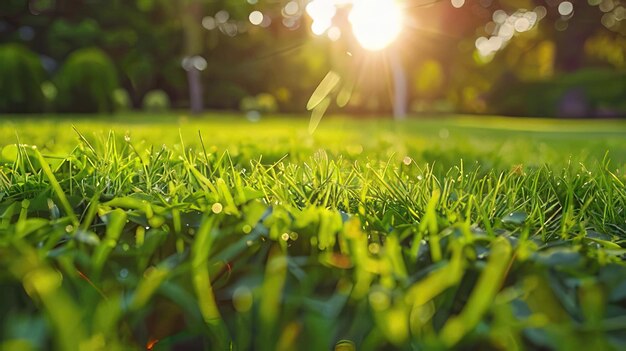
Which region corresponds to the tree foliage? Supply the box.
[0,0,624,116]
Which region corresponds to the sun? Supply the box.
[349,0,404,51]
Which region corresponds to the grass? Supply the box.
[0,113,625,350]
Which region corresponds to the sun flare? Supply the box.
[349,0,404,51]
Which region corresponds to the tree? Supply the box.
[180,0,206,114]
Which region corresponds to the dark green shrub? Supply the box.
[55,48,119,113]
[0,44,46,113]
[206,82,248,110]
[239,96,257,112]
[112,88,131,111]
[142,90,170,112]
[489,68,626,117]
[41,81,58,112]
[256,93,278,113]
[239,93,279,113]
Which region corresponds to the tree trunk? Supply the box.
[187,66,203,114]
[181,1,204,114]
[390,49,407,120]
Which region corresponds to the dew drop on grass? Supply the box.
[246,240,254,247]
[368,243,380,254]
[289,232,299,240]
[281,233,290,241]
[118,268,129,279]
[75,230,100,245]
[65,225,74,233]
[211,202,223,214]
[502,211,528,226]
[402,156,412,165]
[242,225,252,234]
[47,199,60,219]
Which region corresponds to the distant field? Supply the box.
[1,114,625,350]
[2,113,626,165]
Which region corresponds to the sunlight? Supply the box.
[349,0,404,51]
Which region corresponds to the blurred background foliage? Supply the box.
[0,0,624,116]
[0,43,46,113]
[54,47,119,113]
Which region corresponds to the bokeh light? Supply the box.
[451,0,465,9]
[558,2,574,16]
[311,19,332,35]
[328,26,342,41]
[182,56,207,72]
[215,10,230,24]
[306,0,337,35]
[476,8,542,59]
[202,16,217,30]
[284,1,300,16]
[249,11,264,26]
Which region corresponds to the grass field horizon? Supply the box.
[1,114,625,350]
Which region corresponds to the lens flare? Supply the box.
[349,0,404,51]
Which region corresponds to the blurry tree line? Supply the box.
[0,0,624,117]
[0,0,332,114]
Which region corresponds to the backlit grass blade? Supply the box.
[440,236,513,347]
[91,208,127,274]
[191,215,231,348]
[418,189,442,262]
[406,241,465,308]
[130,266,169,311]
[33,148,79,226]
[259,245,288,351]
[11,249,86,351]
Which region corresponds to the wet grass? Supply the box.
[0,113,625,350]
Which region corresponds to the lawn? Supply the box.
[1,113,626,351]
